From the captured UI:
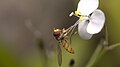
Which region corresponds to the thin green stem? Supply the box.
[85,24,109,67]
[85,41,103,67]
[104,24,108,44]
[97,43,120,64]
[84,20,120,67]
[107,43,120,50]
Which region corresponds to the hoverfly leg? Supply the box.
[57,45,62,66]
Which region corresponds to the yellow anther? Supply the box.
[80,16,84,21]
[75,11,79,16]
[75,10,83,16]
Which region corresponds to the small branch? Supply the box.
[97,43,120,64]
[100,43,120,57]
[86,42,120,67]
[107,43,120,50]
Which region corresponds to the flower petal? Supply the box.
[77,0,99,15]
[78,20,93,39]
[87,9,105,34]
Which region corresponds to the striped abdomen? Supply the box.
[60,39,74,54]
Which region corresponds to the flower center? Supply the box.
[80,16,84,21]
[74,10,89,21]
[80,16,89,21]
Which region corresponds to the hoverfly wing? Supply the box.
[57,45,62,66]
[63,24,77,45]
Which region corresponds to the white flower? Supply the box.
[70,0,105,39]
[78,9,105,39]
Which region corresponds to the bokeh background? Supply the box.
[0,0,120,67]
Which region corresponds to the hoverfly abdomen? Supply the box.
[61,39,74,54]
[65,44,74,54]
[67,47,74,54]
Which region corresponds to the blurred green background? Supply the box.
[0,0,120,67]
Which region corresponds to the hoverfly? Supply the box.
[53,21,79,66]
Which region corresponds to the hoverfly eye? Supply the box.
[53,32,61,38]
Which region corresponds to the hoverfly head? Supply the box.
[53,28,62,39]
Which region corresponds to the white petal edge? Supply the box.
[78,19,93,40]
[77,0,99,16]
[87,9,105,34]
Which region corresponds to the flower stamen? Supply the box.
[75,10,83,16]
[80,16,84,21]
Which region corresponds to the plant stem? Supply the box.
[84,19,120,67]
[85,41,103,67]
[104,24,108,45]
[85,42,120,67]
[97,43,120,64]
[85,24,109,67]
[108,43,120,50]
